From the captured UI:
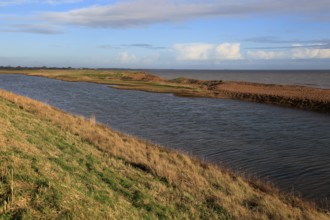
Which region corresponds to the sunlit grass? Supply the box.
[0,89,329,219]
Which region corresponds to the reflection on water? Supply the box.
[0,74,329,208]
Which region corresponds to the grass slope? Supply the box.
[0,89,329,219]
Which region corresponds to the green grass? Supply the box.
[0,93,231,219]
[0,89,328,219]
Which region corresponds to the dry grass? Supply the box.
[0,89,329,219]
[0,69,329,113]
[218,81,330,103]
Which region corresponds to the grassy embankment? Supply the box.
[1,90,329,219]
[0,69,208,97]
[0,68,329,113]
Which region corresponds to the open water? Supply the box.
[0,74,329,208]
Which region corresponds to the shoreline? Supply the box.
[0,88,329,219]
[0,68,329,113]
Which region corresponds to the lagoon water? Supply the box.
[0,74,329,208]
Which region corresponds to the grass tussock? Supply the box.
[0,89,329,219]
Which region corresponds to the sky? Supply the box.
[1,0,330,69]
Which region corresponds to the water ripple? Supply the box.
[0,74,329,208]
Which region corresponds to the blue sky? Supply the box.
[1,0,330,69]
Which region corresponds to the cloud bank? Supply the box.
[174,43,242,61]
[174,42,330,61]
[1,24,64,34]
[0,0,82,6]
[292,48,330,59]
[215,43,242,60]
[42,0,330,28]
[247,48,330,59]
[247,51,288,60]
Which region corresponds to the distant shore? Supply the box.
[0,68,329,113]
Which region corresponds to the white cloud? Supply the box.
[174,43,243,61]
[247,50,287,59]
[292,48,330,59]
[41,0,330,28]
[117,52,161,67]
[291,42,327,48]
[247,48,330,60]
[215,43,242,60]
[119,52,138,64]
[174,43,213,61]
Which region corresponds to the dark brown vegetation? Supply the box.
[215,81,330,113]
